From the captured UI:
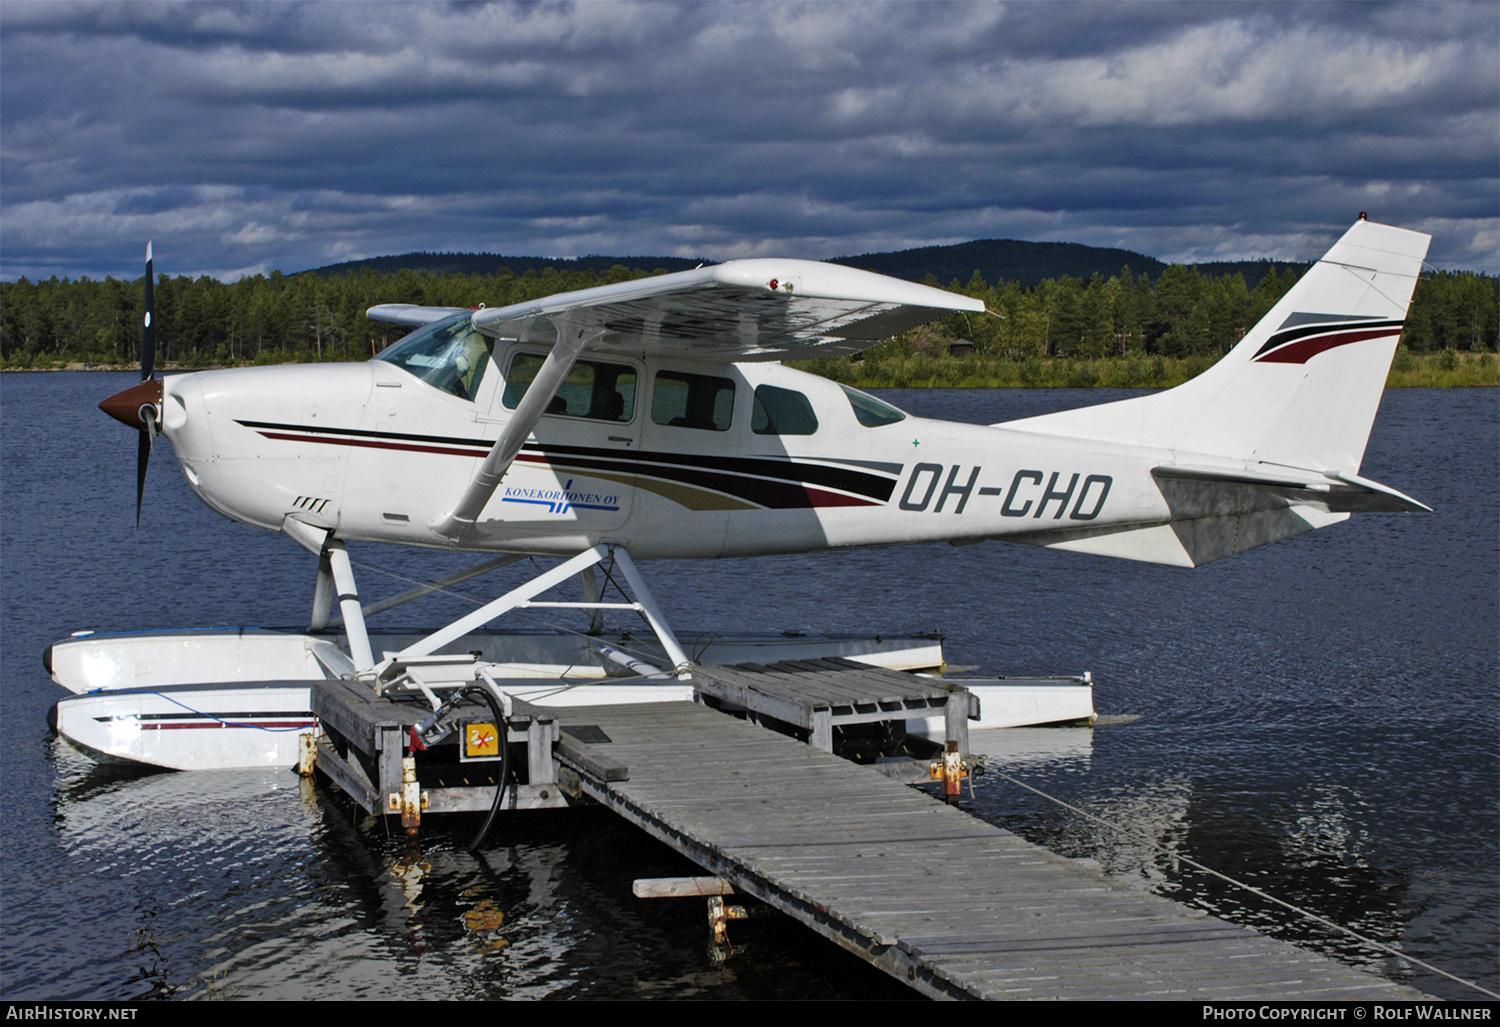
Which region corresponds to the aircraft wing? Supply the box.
[421,259,984,361]
[366,304,474,327]
[369,259,982,542]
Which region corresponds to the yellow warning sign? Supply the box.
[464,722,500,759]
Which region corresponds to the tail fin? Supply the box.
[998,217,1430,568]
[1001,217,1430,474]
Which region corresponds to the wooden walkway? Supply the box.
[555,699,1426,1001]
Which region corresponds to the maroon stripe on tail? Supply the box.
[1254,327,1400,365]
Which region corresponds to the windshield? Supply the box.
[375,313,494,401]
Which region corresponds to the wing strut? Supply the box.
[429,317,602,542]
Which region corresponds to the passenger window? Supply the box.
[652,371,735,431]
[840,384,906,427]
[751,385,818,436]
[504,353,636,422]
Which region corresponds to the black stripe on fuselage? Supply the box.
[235,420,898,502]
[533,442,896,501]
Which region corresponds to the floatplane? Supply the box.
[48,217,1430,771]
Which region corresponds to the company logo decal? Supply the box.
[502,478,621,515]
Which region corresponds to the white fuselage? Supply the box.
[158,346,1173,560]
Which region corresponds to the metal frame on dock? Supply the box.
[689,657,976,754]
[306,657,979,831]
[311,676,569,831]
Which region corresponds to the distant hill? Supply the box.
[302,241,1309,290]
[1191,258,1313,284]
[842,240,1309,289]
[304,252,705,278]
[834,239,1166,288]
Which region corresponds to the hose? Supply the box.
[452,683,511,853]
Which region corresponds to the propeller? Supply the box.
[99,242,163,525]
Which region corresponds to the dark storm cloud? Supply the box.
[1,0,1494,282]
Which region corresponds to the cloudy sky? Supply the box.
[2,1,1496,282]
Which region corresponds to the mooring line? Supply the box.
[989,768,1498,999]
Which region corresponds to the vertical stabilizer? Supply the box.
[1000,218,1430,475]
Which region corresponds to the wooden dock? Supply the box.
[553,699,1427,1001]
[308,661,1427,1000]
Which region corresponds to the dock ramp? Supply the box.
[555,700,1427,1001]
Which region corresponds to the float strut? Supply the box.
[323,539,374,671]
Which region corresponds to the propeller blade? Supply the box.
[135,414,154,526]
[141,241,155,380]
[105,241,159,526]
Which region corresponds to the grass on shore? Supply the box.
[7,349,1497,388]
[791,349,1498,389]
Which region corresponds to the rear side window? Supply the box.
[652,371,735,431]
[504,353,636,422]
[751,385,818,436]
[840,384,906,427]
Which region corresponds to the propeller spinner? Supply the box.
[99,242,162,525]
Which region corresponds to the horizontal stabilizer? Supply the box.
[1009,506,1349,568]
[1152,464,1430,513]
[1327,471,1431,513]
[1009,460,1424,567]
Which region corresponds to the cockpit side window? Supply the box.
[840,384,906,427]
[652,371,734,431]
[375,314,494,401]
[751,385,818,436]
[503,352,637,423]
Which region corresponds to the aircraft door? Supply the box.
[478,348,638,536]
[632,367,744,557]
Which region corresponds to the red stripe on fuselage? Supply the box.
[804,487,877,507]
[254,430,486,458]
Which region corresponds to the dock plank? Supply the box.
[556,699,1426,1002]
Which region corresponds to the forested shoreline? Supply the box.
[3,260,1494,386]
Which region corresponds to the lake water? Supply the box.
[1,373,1495,1001]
